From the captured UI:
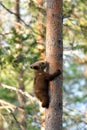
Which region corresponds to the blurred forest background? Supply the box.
[0,0,87,130]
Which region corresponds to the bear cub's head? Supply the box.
[30,61,47,71]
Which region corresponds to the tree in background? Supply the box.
[63,0,87,129]
[0,0,44,130]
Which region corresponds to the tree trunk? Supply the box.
[45,0,63,130]
[15,0,20,22]
[14,0,26,130]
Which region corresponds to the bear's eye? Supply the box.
[41,62,45,65]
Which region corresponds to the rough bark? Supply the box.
[45,0,63,130]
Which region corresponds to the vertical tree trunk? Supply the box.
[15,0,20,22]
[14,0,26,130]
[45,0,63,130]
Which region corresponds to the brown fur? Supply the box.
[30,61,61,108]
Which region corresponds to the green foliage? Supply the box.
[2,0,13,7]
[26,102,39,114]
[63,0,75,17]
[0,0,45,129]
[0,87,16,102]
[63,1,87,127]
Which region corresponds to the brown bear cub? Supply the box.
[30,61,61,108]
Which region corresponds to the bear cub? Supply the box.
[30,61,61,108]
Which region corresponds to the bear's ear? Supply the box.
[41,62,46,65]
